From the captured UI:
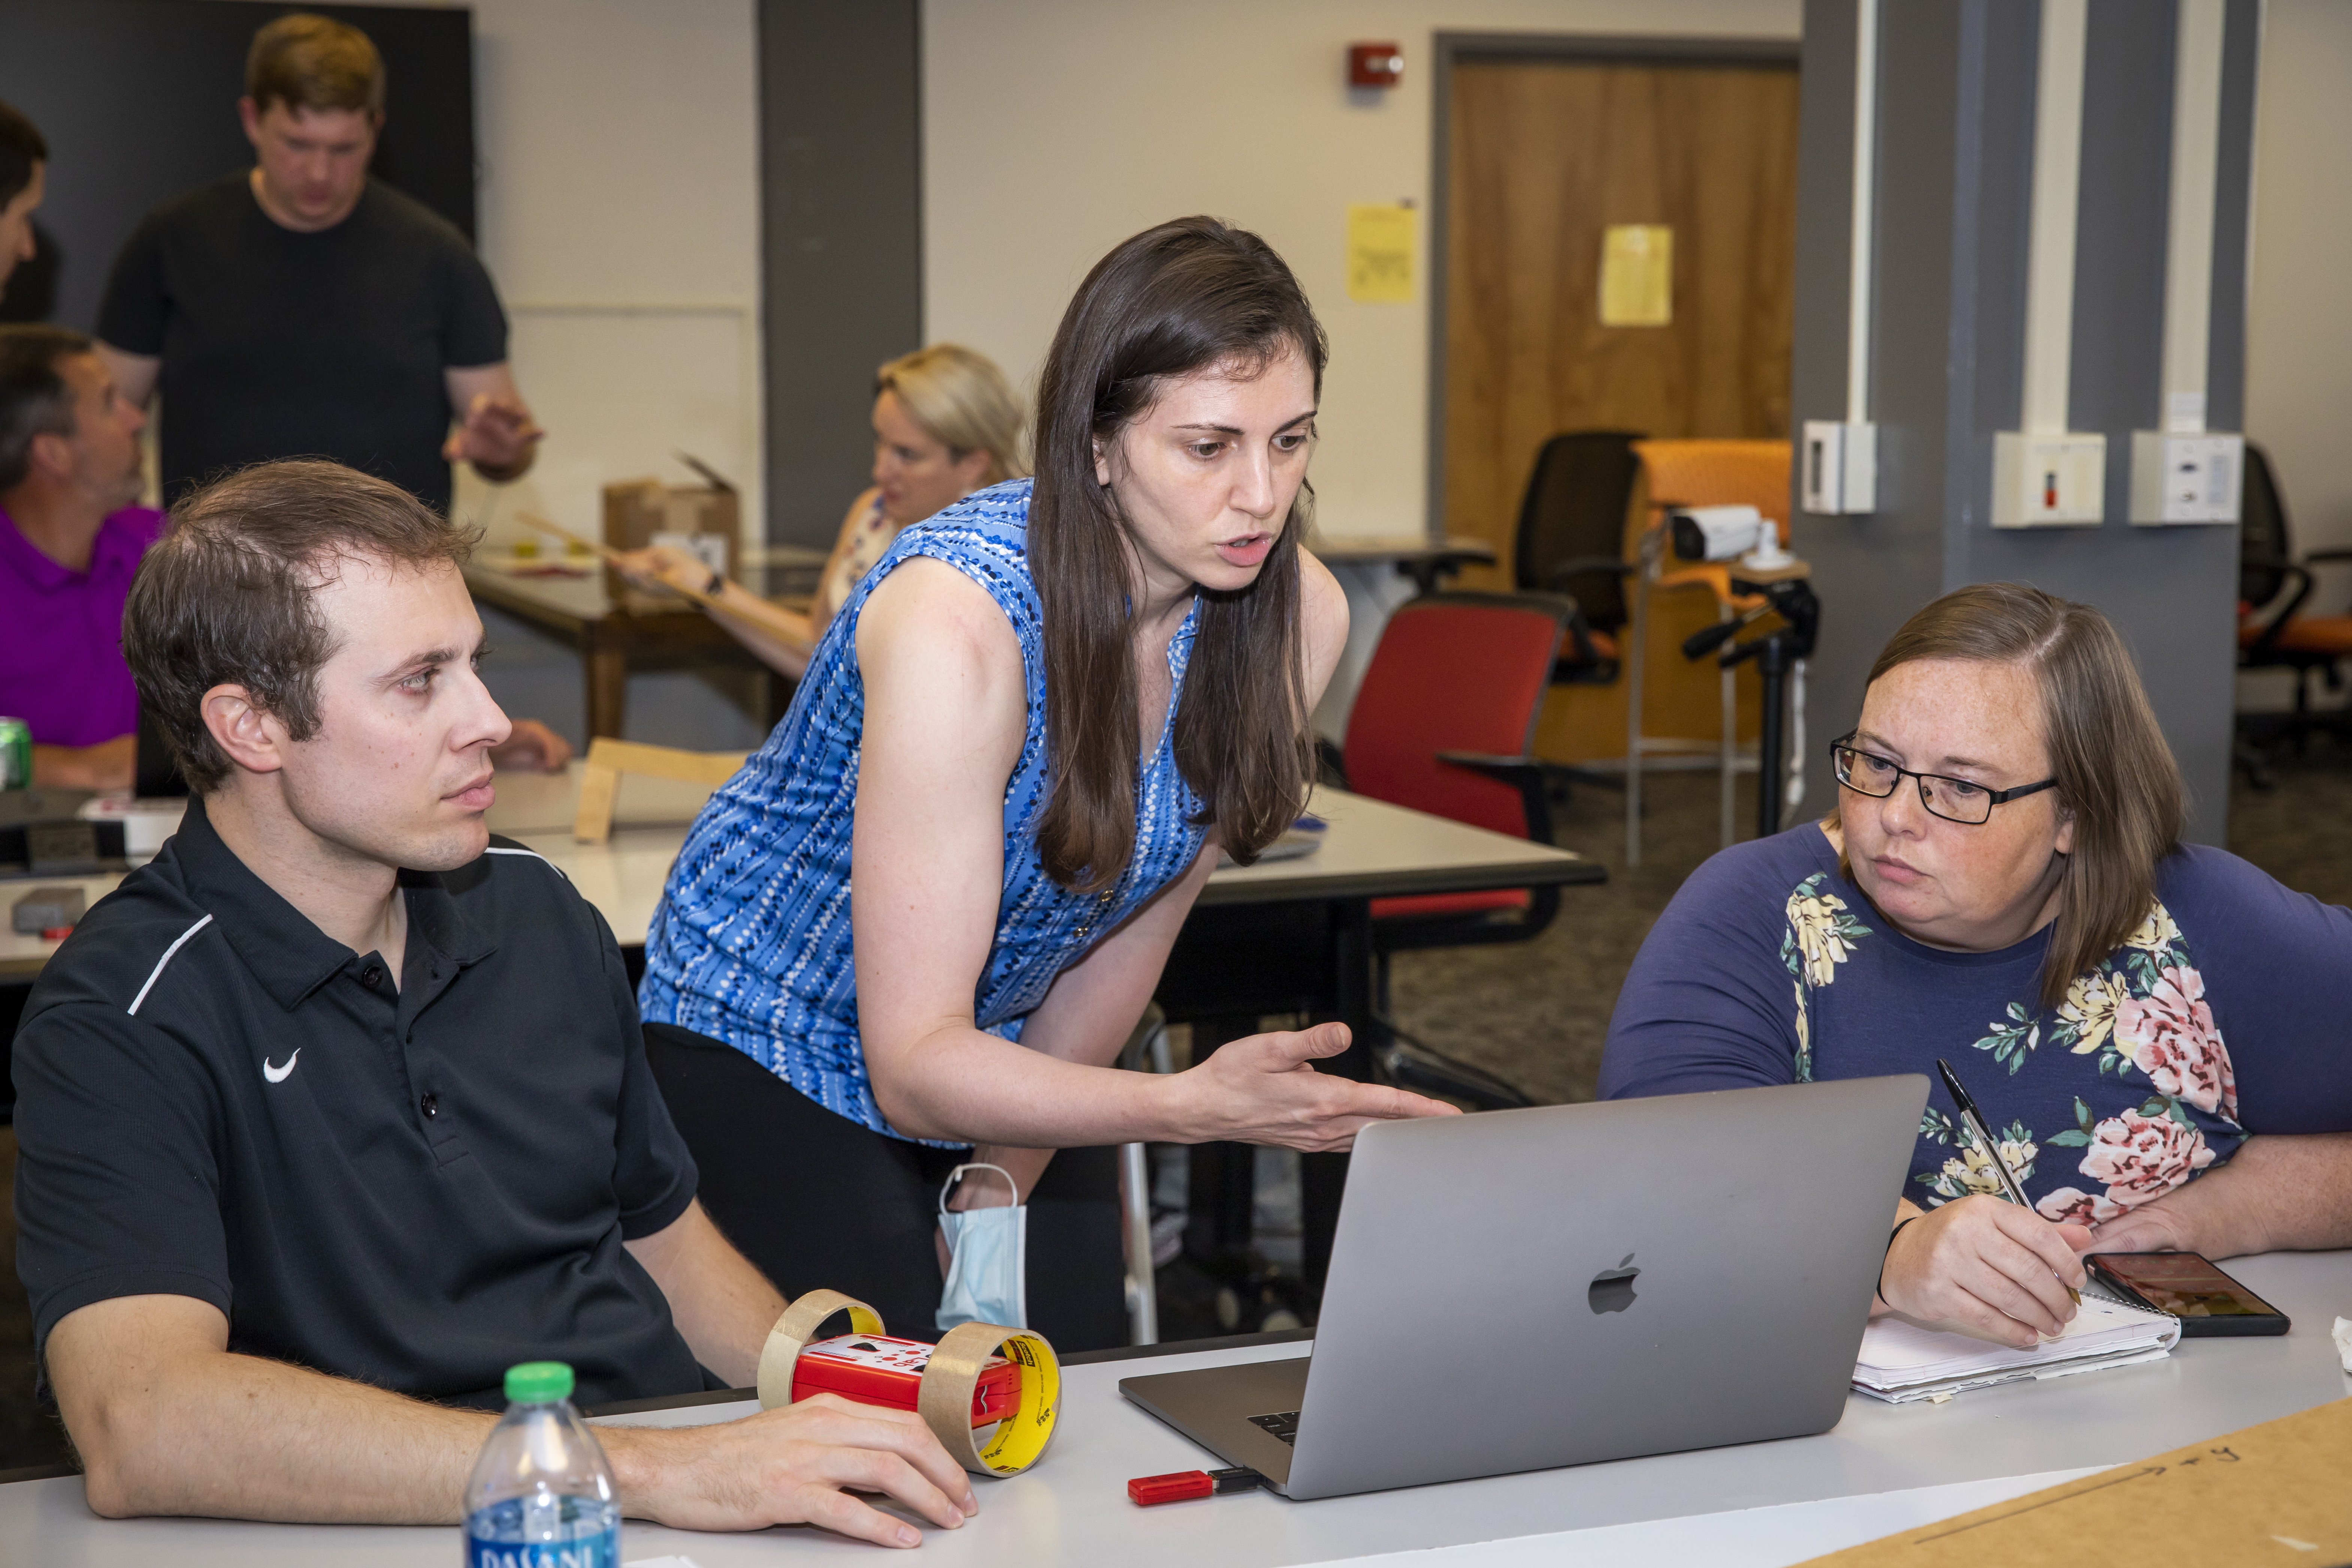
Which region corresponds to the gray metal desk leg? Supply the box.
[1121,1140,1158,1346]
[1118,1007,1170,1346]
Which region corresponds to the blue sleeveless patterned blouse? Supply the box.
[638,480,1209,1140]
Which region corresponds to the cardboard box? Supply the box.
[601,469,740,614]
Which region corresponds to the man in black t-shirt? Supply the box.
[14,460,979,1545]
[94,15,541,516]
[98,15,569,773]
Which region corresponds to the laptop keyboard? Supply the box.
[1248,1410,1301,1446]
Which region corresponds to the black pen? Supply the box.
[1935,1057,2081,1305]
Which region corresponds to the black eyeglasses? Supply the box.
[1829,734,2058,825]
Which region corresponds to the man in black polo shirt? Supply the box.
[94,13,541,517]
[13,460,977,1546]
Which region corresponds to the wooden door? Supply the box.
[1440,53,1800,760]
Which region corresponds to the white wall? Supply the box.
[335,0,767,751]
[922,0,1800,543]
[444,0,763,552]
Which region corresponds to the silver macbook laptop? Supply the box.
[1121,1075,1928,1500]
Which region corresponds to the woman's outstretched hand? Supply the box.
[1172,1021,1460,1152]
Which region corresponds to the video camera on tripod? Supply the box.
[1666,508,1820,837]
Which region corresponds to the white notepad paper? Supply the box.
[1853,1292,2179,1403]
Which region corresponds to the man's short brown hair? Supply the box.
[0,324,91,491]
[247,13,386,119]
[125,460,478,793]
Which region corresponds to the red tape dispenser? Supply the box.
[789,1331,1023,1427]
[756,1289,1059,1477]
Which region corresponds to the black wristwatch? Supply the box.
[701,563,726,597]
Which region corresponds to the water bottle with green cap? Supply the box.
[462,1361,621,1567]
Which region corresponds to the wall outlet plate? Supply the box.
[1992,431,2106,526]
[2129,431,2241,524]
[1801,420,1877,514]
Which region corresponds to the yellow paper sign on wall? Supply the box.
[1346,203,1416,303]
[1599,224,1673,326]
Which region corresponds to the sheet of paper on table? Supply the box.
[1852,1293,2178,1403]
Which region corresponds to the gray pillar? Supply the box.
[757,0,924,550]
[1790,0,2258,843]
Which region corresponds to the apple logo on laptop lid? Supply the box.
[1588,1254,1640,1314]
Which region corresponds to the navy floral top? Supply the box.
[1601,824,2352,1220]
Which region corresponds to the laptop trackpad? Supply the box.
[1120,1355,1311,1490]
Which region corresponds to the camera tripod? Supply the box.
[1681,577,1821,837]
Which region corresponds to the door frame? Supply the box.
[1424,31,1802,539]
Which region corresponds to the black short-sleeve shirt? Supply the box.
[96,173,509,512]
[12,795,706,1409]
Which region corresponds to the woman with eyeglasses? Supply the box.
[1600,582,2352,1349]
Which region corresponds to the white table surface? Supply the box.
[6,1250,2345,1566]
[501,782,1587,948]
[3,770,1589,973]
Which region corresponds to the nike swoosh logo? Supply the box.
[262,1050,301,1084]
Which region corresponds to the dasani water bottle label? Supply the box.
[464,1523,619,1568]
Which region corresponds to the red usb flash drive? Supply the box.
[1127,1467,1263,1506]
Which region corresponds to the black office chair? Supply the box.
[2236,444,2352,786]
[1511,430,1645,687]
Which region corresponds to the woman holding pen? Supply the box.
[1602,583,2352,1349]
[635,217,1455,1341]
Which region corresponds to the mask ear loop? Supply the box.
[938,1161,1019,1217]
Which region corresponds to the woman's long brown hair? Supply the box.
[1841,582,2185,1007]
[1028,217,1328,892]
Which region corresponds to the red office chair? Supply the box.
[1336,590,1600,1109]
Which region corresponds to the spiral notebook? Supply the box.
[1853,1289,2180,1403]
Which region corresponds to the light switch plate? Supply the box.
[1992,432,2106,527]
[2129,431,2241,524]
[1802,421,1877,514]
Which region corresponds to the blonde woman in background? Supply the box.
[618,343,1026,678]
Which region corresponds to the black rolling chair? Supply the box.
[2236,444,2352,786]
[1511,430,1646,687]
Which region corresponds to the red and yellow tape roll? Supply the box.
[756,1290,1059,1477]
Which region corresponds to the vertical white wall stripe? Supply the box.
[2022,0,2091,434]
[2162,0,2228,433]
[1845,0,1880,425]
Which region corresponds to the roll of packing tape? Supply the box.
[918,1321,1061,1478]
[754,1293,1060,1478]
[756,1289,885,1410]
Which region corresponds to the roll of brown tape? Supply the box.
[917,1321,1061,1478]
[756,1289,885,1411]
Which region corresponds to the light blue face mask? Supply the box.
[936,1163,1028,1334]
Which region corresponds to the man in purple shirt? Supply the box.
[0,325,159,790]
[2,325,573,791]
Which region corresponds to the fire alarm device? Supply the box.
[1348,43,1403,88]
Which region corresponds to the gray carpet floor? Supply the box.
[6,753,2351,1471]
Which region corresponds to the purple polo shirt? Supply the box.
[0,504,168,747]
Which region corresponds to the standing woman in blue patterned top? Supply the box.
[637,217,1456,1342]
